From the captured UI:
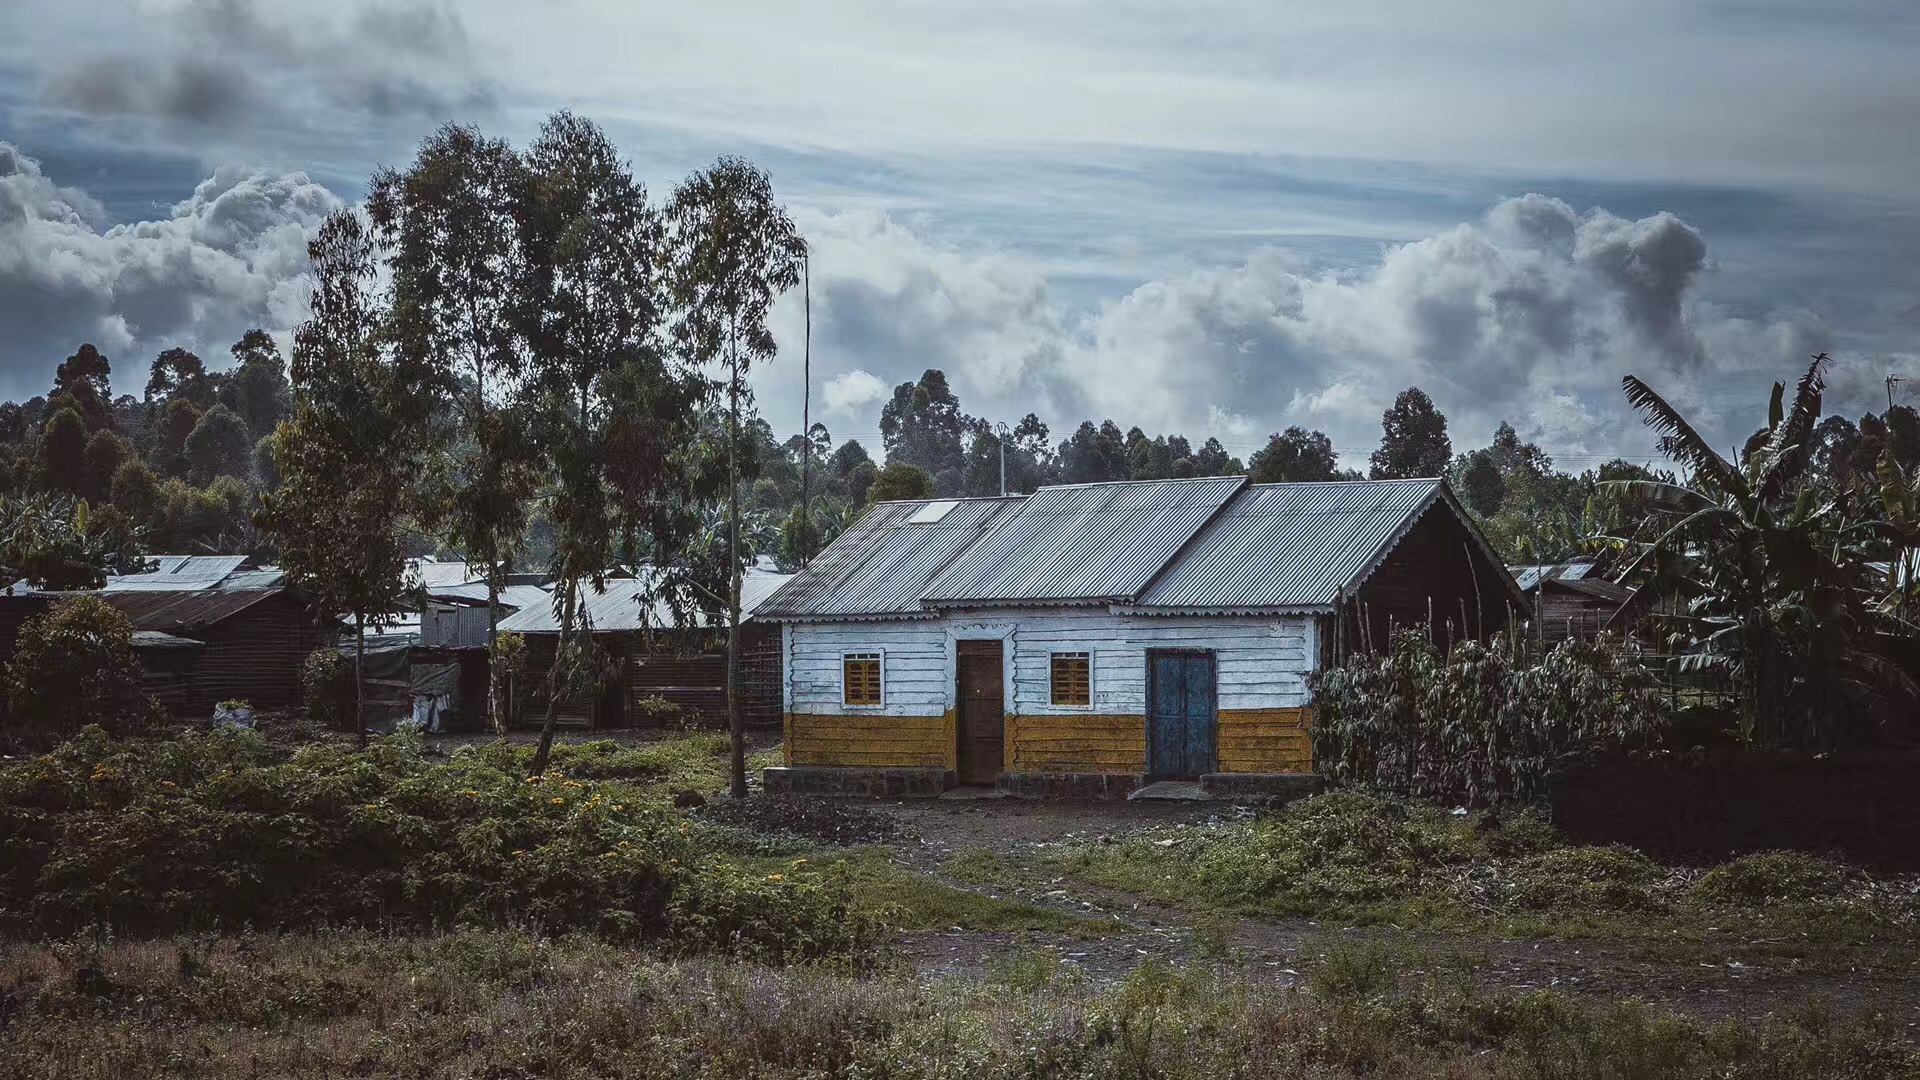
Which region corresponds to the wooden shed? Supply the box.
[102,585,320,716]
[495,569,792,730]
[754,476,1525,798]
[1510,562,1635,644]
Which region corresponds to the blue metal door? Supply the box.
[1148,651,1217,779]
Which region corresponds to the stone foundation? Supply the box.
[761,765,949,798]
[1200,772,1324,804]
[997,772,1145,799]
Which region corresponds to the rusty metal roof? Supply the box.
[754,496,1028,619]
[920,477,1247,606]
[1127,479,1444,611]
[103,589,281,632]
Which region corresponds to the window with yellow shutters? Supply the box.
[1050,651,1092,707]
[843,652,883,706]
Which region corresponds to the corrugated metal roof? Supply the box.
[1128,480,1442,611]
[755,497,1028,619]
[102,555,249,592]
[498,569,793,634]
[216,569,287,591]
[1509,562,1596,592]
[131,630,205,649]
[921,477,1247,606]
[103,589,280,632]
[427,582,554,611]
[407,558,480,588]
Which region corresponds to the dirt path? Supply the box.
[858,796,1920,1023]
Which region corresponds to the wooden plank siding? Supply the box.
[785,711,953,769]
[1348,502,1517,654]
[783,609,1319,775]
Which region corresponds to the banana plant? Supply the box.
[1603,354,1919,748]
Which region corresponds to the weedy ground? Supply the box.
[3,728,1918,1076]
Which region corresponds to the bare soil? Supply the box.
[856,796,1920,1023]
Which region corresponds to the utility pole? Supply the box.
[800,251,811,566]
[1890,374,1909,413]
[996,420,1010,496]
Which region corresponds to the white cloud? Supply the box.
[820,370,887,416]
[767,194,1846,468]
[0,141,339,398]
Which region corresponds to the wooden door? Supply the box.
[1148,650,1217,779]
[955,639,1005,785]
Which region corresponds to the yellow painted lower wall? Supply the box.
[783,707,1313,775]
[785,712,955,770]
[1217,707,1314,773]
[1005,714,1147,774]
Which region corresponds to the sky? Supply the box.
[1,0,1916,472]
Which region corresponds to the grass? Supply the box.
[786,847,1122,936]
[1052,791,1920,944]
[2,929,1913,1079]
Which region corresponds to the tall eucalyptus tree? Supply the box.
[666,158,806,799]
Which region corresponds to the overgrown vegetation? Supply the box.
[1058,791,1917,938]
[0,728,875,959]
[1612,355,1920,748]
[1,596,156,751]
[1310,628,1668,805]
[2,929,1912,1079]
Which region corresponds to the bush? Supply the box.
[3,595,155,749]
[1311,628,1668,805]
[1186,792,1477,917]
[1505,846,1666,913]
[0,727,880,959]
[1691,850,1855,908]
[300,646,352,731]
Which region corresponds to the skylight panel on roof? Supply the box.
[907,500,959,524]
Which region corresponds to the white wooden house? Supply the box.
[754,475,1524,797]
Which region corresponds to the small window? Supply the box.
[843,652,883,706]
[1050,651,1092,707]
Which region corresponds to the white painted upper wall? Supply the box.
[782,608,1317,717]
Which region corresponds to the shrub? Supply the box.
[1187,792,1476,917]
[1311,628,1668,805]
[1691,850,1855,908]
[1505,845,1666,912]
[0,728,880,959]
[3,595,154,749]
[301,646,352,730]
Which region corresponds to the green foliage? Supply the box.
[0,492,144,590]
[1182,792,1476,918]
[1613,355,1920,747]
[866,460,935,504]
[0,729,879,957]
[1310,627,1669,805]
[183,403,253,485]
[1690,850,1855,908]
[1370,386,1451,479]
[300,647,352,731]
[1249,425,1343,483]
[3,596,154,749]
[1505,846,1666,912]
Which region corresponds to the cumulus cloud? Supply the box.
[820,370,887,417]
[781,195,1836,466]
[40,0,497,130]
[0,141,338,398]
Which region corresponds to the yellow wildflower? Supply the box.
[550,797,566,806]
[766,873,785,882]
